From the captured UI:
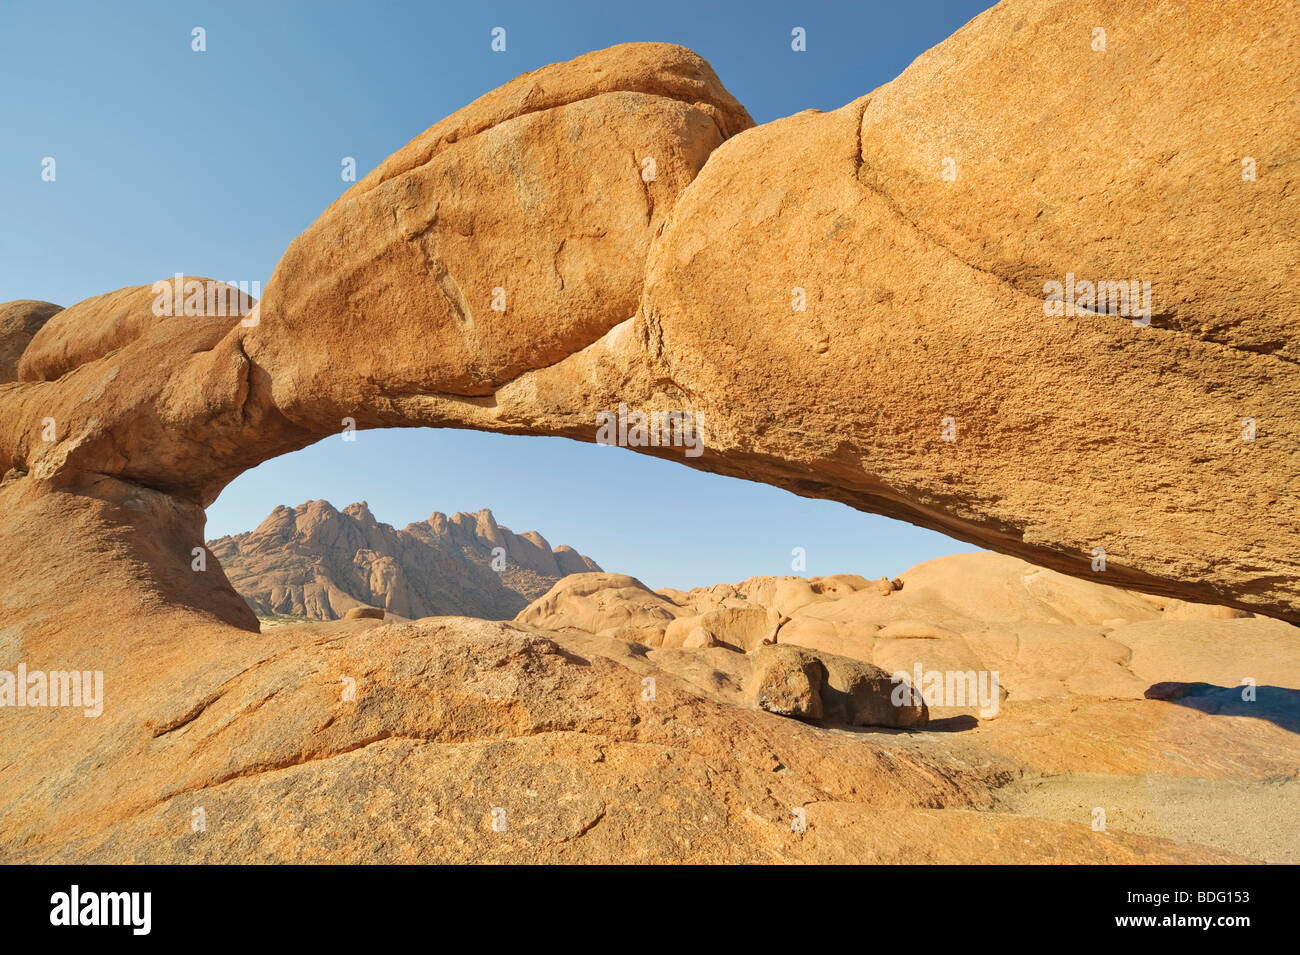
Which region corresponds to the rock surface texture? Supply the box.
[0,3,1297,864]
[0,300,61,383]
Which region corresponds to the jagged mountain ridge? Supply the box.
[207,500,601,621]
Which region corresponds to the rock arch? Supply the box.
[2,6,1298,645]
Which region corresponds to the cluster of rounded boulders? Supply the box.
[518,571,937,730]
[515,552,1298,727]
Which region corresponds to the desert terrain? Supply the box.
[1,0,1296,864]
[0,536,1296,863]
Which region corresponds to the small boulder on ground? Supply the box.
[747,643,927,729]
[819,653,928,728]
[747,644,824,721]
[345,606,385,620]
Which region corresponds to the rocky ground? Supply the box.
[1,552,1294,863]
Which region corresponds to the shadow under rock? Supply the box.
[1145,681,1300,735]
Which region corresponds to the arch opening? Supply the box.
[202,427,975,628]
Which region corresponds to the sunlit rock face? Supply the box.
[3,20,1296,631]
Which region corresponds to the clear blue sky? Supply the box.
[1,0,994,590]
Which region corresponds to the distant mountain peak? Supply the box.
[208,501,601,622]
[342,501,377,523]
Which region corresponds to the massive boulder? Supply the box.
[0,43,751,640]
[616,0,1299,621]
[249,43,754,431]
